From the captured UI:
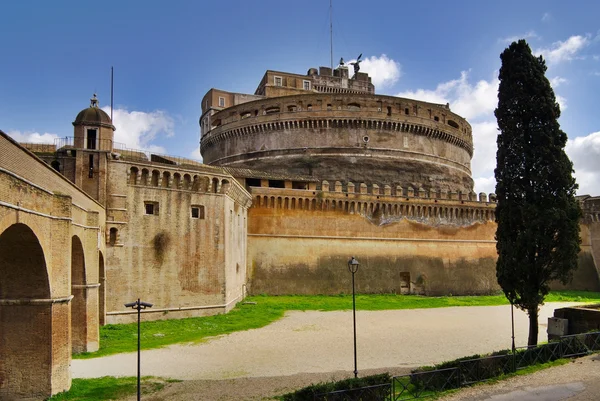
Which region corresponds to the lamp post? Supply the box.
[125,299,153,401]
[511,301,516,372]
[348,256,360,378]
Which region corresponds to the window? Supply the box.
[191,205,205,219]
[434,116,440,122]
[88,154,94,178]
[274,76,283,86]
[109,228,118,246]
[86,129,97,149]
[218,97,225,107]
[303,80,311,90]
[404,108,409,115]
[145,202,159,215]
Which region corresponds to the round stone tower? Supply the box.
[201,92,474,193]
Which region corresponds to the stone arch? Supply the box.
[212,177,219,193]
[220,179,231,194]
[183,174,191,190]
[99,251,106,326]
[0,223,53,397]
[161,171,171,188]
[141,169,149,186]
[129,166,139,185]
[71,235,87,353]
[173,173,181,189]
[151,170,160,186]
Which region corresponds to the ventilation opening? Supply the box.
[191,205,205,219]
[448,120,459,129]
[145,202,159,215]
[292,181,308,190]
[268,180,285,188]
[246,178,261,188]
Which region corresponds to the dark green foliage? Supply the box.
[494,39,581,346]
[282,373,391,401]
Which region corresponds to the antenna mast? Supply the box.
[110,66,114,121]
[330,0,333,73]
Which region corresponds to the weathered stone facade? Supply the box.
[1,67,599,399]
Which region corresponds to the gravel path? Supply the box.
[72,303,584,400]
[73,303,577,381]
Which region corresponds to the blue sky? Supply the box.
[1,1,599,195]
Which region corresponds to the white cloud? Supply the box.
[7,130,59,144]
[499,30,539,44]
[474,176,497,196]
[550,76,568,88]
[348,54,401,89]
[535,35,590,65]
[471,121,499,177]
[542,13,551,22]
[189,147,203,161]
[397,70,499,121]
[396,71,501,195]
[566,131,600,195]
[102,106,174,154]
[556,94,568,111]
[593,55,600,61]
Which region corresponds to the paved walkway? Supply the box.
[438,354,600,401]
[73,303,577,381]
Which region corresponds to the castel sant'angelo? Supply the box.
[1,62,599,398]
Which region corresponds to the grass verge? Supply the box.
[46,376,179,400]
[74,291,600,359]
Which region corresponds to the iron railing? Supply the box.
[314,383,392,401]
[313,331,600,401]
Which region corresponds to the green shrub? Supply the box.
[283,373,391,401]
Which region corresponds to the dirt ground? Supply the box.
[73,303,581,400]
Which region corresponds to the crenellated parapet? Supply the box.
[580,195,600,223]
[122,162,252,208]
[250,180,496,226]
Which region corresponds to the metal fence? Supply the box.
[313,331,600,401]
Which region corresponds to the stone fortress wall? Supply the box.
[103,159,251,323]
[245,178,499,295]
[201,92,474,193]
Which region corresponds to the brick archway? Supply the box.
[0,223,53,397]
[71,235,87,353]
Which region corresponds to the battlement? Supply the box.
[250,181,496,226]
[123,162,252,208]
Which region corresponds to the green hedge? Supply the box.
[282,373,391,401]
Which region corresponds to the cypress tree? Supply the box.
[494,40,581,347]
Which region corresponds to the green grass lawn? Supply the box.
[74,291,600,359]
[46,376,176,400]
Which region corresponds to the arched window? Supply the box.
[141,169,149,186]
[183,174,191,190]
[162,171,170,188]
[109,228,118,246]
[151,170,160,186]
[129,167,139,185]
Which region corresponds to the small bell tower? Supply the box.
[69,94,116,205]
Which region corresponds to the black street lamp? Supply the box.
[348,256,360,378]
[125,299,153,401]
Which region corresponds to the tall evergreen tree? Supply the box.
[494,40,581,347]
